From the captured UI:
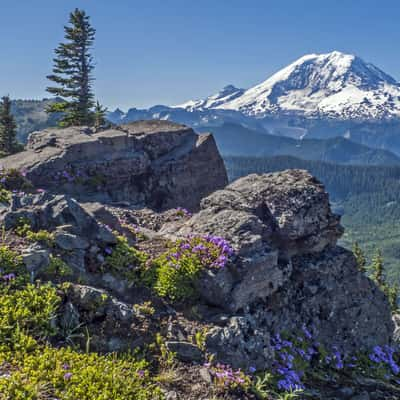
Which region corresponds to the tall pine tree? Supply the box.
[46,9,96,127]
[0,95,19,156]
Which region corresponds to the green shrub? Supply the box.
[134,301,155,316]
[0,346,163,400]
[0,187,11,203]
[0,245,29,289]
[104,235,148,281]
[152,254,202,301]
[26,230,54,246]
[14,219,54,247]
[42,255,73,279]
[0,283,60,352]
[150,235,233,302]
[0,168,33,192]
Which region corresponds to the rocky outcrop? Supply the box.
[160,170,393,368]
[161,170,344,311]
[2,192,118,278]
[0,121,228,211]
[0,161,394,372]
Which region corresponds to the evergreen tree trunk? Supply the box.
[46,9,96,127]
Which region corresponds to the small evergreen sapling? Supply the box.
[93,100,108,130]
[352,242,367,273]
[370,249,385,287]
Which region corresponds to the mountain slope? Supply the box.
[11,99,59,143]
[201,123,400,165]
[176,85,245,111]
[180,51,400,120]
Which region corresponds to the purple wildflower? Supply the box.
[248,366,256,374]
[63,372,73,380]
[2,273,16,282]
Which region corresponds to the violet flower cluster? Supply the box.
[1,272,16,283]
[369,345,400,375]
[53,167,85,184]
[168,235,233,270]
[175,207,192,218]
[0,167,29,192]
[271,333,306,391]
[271,325,400,393]
[205,362,251,390]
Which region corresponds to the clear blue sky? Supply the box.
[1,0,399,109]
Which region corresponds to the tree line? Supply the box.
[353,243,399,311]
[1,8,107,157]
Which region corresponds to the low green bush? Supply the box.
[14,219,54,247]
[0,346,163,400]
[42,255,73,279]
[0,255,163,400]
[104,235,148,281]
[0,187,11,203]
[150,235,233,301]
[0,283,60,352]
[0,245,29,289]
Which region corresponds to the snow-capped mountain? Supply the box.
[176,84,245,111]
[178,51,400,120]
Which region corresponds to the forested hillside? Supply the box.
[224,155,400,281]
[198,123,400,166]
[10,99,61,142]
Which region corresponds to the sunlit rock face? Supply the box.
[0,120,228,211]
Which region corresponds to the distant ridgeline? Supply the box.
[11,98,60,143]
[224,155,400,282]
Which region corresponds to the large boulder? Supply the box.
[161,170,394,368]
[164,170,344,311]
[0,121,228,211]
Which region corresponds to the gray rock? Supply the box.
[59,301,81,332]
[206,316,273,370]
[21,244,50,279]
[165,391,178,400]
[0,192,119,276]
[0,121,228,211]
[392,314,400,344]
[335,387,355,399]
[170,170,344,312]
[199,367,212,384]
[165,341,204,363]
[55,231,90,250]
[351,393,370,400]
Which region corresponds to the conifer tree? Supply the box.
[93,101,108,130]
[46,9,96,127]
[0,95,19,155]
[352,242,367,273]
[370,249,385,287]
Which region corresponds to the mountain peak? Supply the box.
[175,84,245,111]
[178,51,400,119]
